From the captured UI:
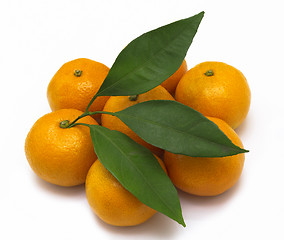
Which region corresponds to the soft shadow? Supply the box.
[179,178,243,219]
[92,210,178,239]
[34,175,85,199]
[234,114,252,137]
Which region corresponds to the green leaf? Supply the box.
[96,11,204,97]
[89,125,185,227]
[113,100,249,157]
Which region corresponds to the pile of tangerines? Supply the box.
[25,58,250,226]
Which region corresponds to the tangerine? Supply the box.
[25,109,98,186]
[47,58,110,121]
[175,61,251,129]
[85,156,167,226]
[164,117,245,196]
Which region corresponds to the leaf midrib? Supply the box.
[115,111,243,154]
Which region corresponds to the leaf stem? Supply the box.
[68,112,90,128]
[68,110,115,128]
[69,122,91,128]
[85,93,99,113]
[89,110,115,117]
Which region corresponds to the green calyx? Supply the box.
[60,120,70,129]
[74,69,83,77]
[129,95,139,101]
[204,70,214,76]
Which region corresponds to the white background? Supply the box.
[1,0,283,239]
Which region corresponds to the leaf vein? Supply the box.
[98,19,194,96]
[94,127,180,218]
[116,112,241,152]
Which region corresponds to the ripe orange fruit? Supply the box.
[164,117,245,196]
[47,58,110,121]
[85,156,167,226]
[25,109,98,187]
[101,85,174,157]
[161,60,188,95]
[175,61,251,129]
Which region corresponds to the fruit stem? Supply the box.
[129,95,138,101]
[204,70,214,76]
[74,69,83,77]
[60,120,70,129]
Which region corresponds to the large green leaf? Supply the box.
[112,100,249,157]
[89,125,185,227]
[95,12,204,97]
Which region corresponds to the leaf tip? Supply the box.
[238,146,249,154]
[177,217,186,227]
[233,147,249,156]
[176,213,186,227]
[197,11,205,18]
[231,147,249,156]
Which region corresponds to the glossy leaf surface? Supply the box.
[96,12,204,97]
[113,100,248,157]
[89,125,185,226]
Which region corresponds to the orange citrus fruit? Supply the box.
[101,85,174,157]
[85,156,167,226]
[25,109,98,187]
[161,59,188,95]
[175,61,251,129]
[164,117,245,196]
[47,58,110,121]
